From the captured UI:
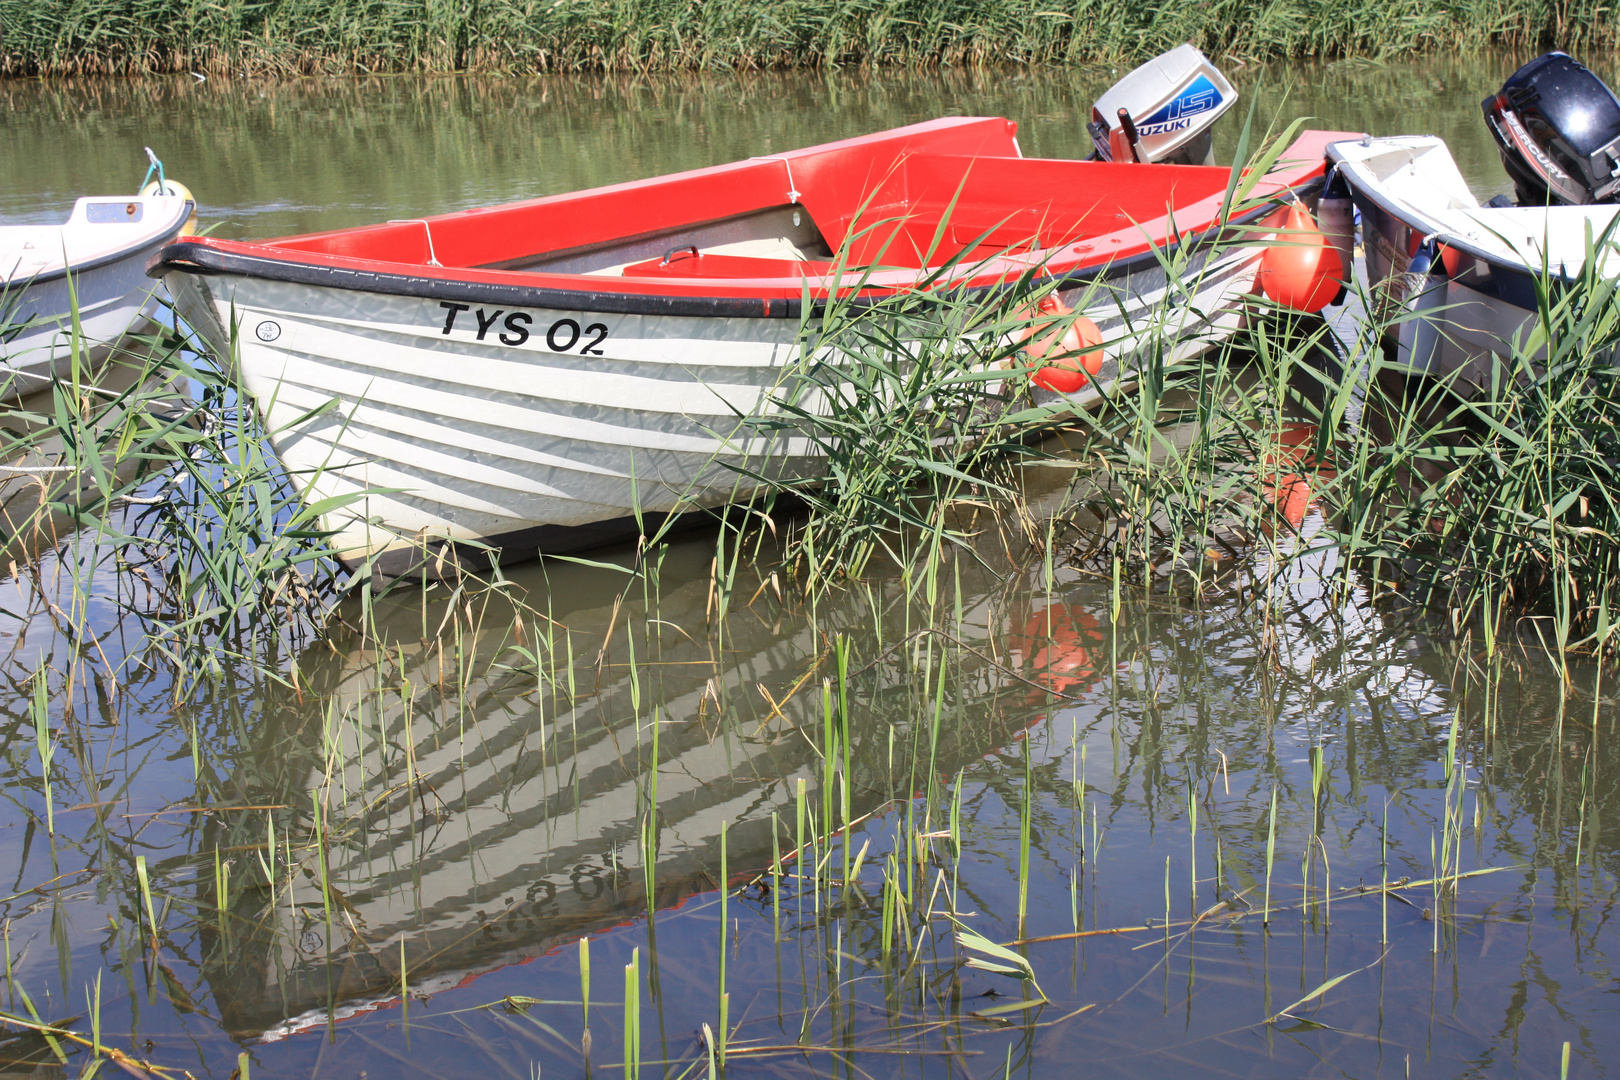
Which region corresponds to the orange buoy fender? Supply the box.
[1018,295,1105,394]
[1258,202,1344,314]
[1438,243,1465,278]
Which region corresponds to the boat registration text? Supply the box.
[438,301,608,355]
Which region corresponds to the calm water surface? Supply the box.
[1,58,1617,1080]
[8,54,1587,232]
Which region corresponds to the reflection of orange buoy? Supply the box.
[1268,473,1313,529]
[1011,604,1102,694]
[1016,295,1104,394]
[1261,422,1335,530]
[1258,203,1343,314]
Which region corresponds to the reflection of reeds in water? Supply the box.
[1,55,1565,243]
[190,543,1042,1040]
[7,0,1620,77]
[0,510,1614,1078]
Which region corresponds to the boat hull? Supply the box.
[165,236,1267,576]
[1356,186,1546,386]
[1329,135,1620,386]
[2,196,192,397]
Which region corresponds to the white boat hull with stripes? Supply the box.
[155,119,1350,574]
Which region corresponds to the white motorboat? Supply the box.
[1329,52,1620,387]
[2,188,194,398]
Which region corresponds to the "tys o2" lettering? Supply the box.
[438,302,608,355]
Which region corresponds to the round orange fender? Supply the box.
[1438,242,1465,279]
[1258,202,1343,314]
[1017,294,1104,394]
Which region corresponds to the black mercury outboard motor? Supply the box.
[1483,51,1620,206]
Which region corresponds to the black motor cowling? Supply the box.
[1483,52,1620,206]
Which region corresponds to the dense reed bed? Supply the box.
[4,0,1618,78]
[1038,247,1620,659]
[0,322,360,690]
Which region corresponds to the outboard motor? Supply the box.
[1089,44,1238,165]
[1483,51,1620,206]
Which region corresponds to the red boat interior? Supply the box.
[262,117,1244,284]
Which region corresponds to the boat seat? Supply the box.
[620,251,834,279]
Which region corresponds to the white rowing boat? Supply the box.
[2,191,194,397]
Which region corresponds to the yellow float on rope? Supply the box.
[140,178,199,236]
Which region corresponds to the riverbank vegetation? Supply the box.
[3,0,1619,78]
[716,138,1620,661]
[0,138,1615,1080]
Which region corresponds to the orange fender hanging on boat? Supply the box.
[1258,202,1343,314]
[1018,294,1104,394]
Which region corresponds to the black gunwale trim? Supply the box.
[16,202,194,288]
[148,188,1313,321]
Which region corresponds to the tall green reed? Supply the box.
[0,312,367,686]
[8,0,1616,77]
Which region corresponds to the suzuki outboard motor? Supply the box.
[1483,51,1620,205]
[1089,44,1237,165]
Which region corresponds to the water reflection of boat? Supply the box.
[199,541,1098,1042]
[1,191,192,398]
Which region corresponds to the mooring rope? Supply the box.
[0,462,77,473]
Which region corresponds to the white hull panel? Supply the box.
[168,241,1264,568]
[169,272,820,566]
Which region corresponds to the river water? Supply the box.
[2,56,1617,1080]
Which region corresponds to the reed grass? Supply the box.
[0,314,362,686]
[579,936,592,1066]
[6,0,1617,78]
[27,665,54,834]
[730,250,1054,591]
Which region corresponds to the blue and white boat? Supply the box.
[1,188,194,398]
[1328,53,1620,387]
